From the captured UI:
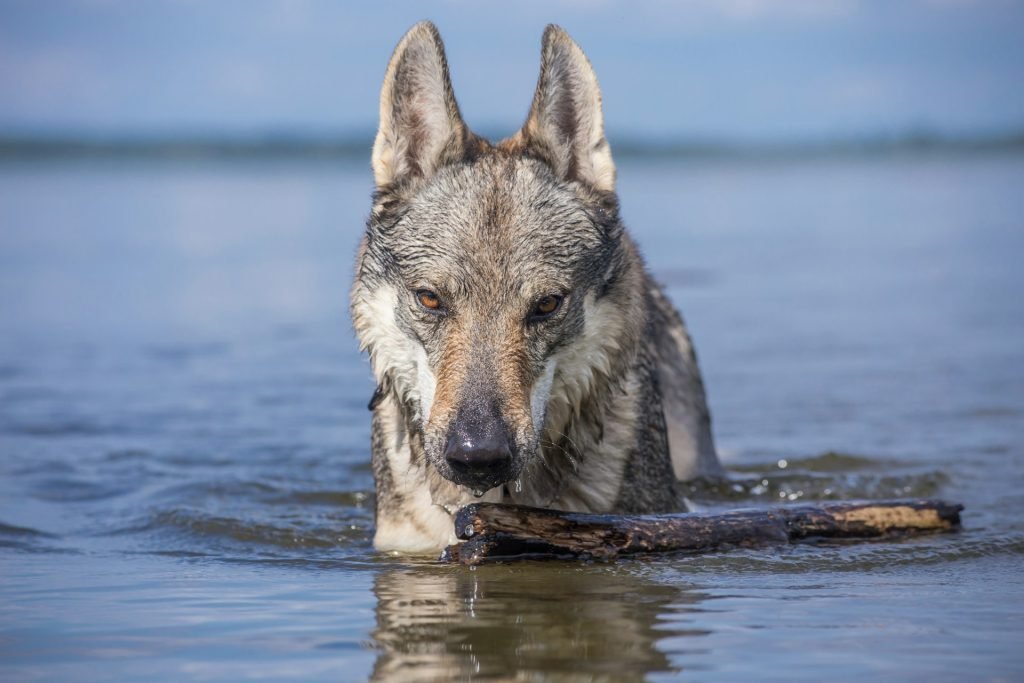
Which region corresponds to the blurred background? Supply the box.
[2,2,1024,681]
[3,0,1024,140]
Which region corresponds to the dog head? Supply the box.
[352,22,643,494]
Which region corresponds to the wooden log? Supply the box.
[439,499,963,565]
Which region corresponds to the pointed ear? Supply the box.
[519,25,615,192]
[372,21,468,188]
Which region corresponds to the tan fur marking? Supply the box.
[424,321,470,435]
[493,324,534,439]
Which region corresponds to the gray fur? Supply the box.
[351,21,721,553]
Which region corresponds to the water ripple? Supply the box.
[120,508,372,552]
[686,452,950,504]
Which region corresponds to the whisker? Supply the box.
[539,427,581,474]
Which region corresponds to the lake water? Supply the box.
[1,153,1023,681]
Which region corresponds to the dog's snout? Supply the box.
[442,402,514,491]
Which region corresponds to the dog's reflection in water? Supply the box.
[370,563,710,681]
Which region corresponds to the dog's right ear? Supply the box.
[372,21,468,189]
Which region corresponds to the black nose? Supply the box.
[443,403,513,490]
[444,432,512,483]
[445,433,512,471]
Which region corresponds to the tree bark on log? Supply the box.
[439,499,963,565]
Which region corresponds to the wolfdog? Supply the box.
[351,22,721,553]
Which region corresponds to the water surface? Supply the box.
[1,154,1023,681]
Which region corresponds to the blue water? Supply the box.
[1,154,1023,681]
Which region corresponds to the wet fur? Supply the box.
[351,22,721,554]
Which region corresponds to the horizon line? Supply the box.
[2,127,1022,161]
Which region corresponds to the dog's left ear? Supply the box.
[517,25,615,193]
[372,21,468,188]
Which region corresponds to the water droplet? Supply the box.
[472,488,485,498]
[513,478,523,493]
[777,459,788,469]
[463,524,474,537]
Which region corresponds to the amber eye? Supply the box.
[416,289,443,312]
[530,294,563,321]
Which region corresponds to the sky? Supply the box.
[0,0,1022,141]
